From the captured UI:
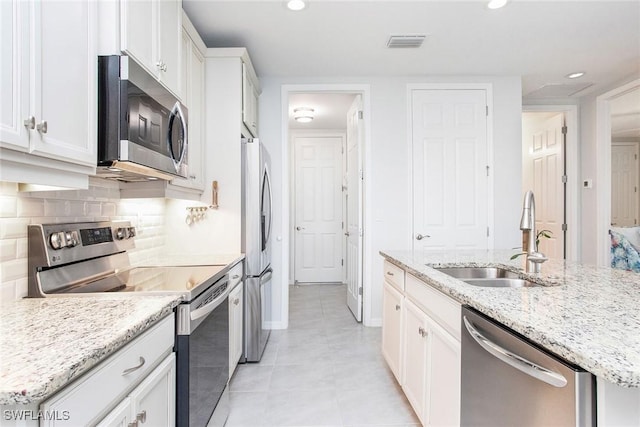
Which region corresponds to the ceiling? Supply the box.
[288,93,356,129]
[183,0,640,99]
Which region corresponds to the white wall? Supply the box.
[260,75,523,327]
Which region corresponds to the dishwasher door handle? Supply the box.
[463,316,568,388]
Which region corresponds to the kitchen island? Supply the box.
[0,294,181,424]
[380,249,640,426]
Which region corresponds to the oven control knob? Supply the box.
[115,228,127,240]
[49,232,65,250]
[65,231,79,247]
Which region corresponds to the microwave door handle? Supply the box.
[462,316,568,388]
[168,102,187,167]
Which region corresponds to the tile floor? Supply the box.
[226,283,420,427]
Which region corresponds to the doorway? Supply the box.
[286,89,368,323]
[521,105,579,261]
[595,79,640,266]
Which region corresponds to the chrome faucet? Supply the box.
[519,190,548,273]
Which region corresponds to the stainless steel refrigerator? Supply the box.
[241,137,273,362]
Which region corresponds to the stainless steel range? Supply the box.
[28,221,232,427]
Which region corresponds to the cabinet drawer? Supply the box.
[228,261,244,289]
[406,274,461,340]
[41,314,175,426]
[383,260,405,291]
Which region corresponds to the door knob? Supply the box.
[416,233,430,240]
[296,226,305,231]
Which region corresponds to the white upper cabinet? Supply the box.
[242,63,259,137]
[120,0,182,98]
[0,0,96,187]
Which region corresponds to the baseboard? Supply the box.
[365,317,382,327]
[265,320,287,330]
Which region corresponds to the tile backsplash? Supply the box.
[0,178,166,303]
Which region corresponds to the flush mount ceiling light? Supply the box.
[293,107,314,123]
[287,0,306,11]
[487,0,508,9]
[565,71,586,79]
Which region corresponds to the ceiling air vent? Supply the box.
[387,34,427,48]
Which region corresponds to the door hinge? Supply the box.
[486,227,490,237]
[562,175,568,184]
[485,106,489,116]
[341,221,344,229]
[341,145,344,154]
[341,258,344,266]
[360,169,364,180]
[486,165,490,177]
[358,110,364,120]
[562,223,568,231]
[358,287,363,295]
[635,154,638,160]
[562,125,568,135]
[359,228,363,237]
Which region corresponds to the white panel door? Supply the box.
[294,136,344,283]
[612,143,640,227]
[412,89,489,251]
[528,113,565,259]
[346,95,363,321]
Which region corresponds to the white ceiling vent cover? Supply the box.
[387,35,427,48]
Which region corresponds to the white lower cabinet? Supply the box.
[98,354,176,427]
[229,261,245,378]
[381,267,461,427]
[40,315,175,427]
[382,281,404,384]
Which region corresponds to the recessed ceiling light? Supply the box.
[487,0,508,9]
[287,0,306,11]
[293,107,314,123]
[565,71,586,79]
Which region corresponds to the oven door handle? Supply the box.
[190,286,228,321]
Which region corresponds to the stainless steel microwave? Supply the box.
[97,55,188,182]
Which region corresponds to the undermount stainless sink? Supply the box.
[434,267,540,288]
[435,267,520,279]
[462,278,538,288]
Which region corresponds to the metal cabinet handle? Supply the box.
[345,231,350,236]
[122,356,146,375]
[232,274,240,279]
[127,422,138,427]
[386,271,394,276]
[418,327,427,337]
[463,316,567,387]
[234,298,240,305]
[416,233,430,241]
[136,410,147,423]
[23,116,35,129]
[296,226,304,231]
[189,174,196,180]
[156,60,164,71]
[395,304,400,311]
[36,120,47,133]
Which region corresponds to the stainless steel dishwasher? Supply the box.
[461,307,595,427]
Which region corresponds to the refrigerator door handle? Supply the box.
[463,316,567,388]
[260,268,273,285]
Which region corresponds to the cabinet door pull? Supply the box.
[127,422,138,427]
[122,356,146,375]
[136,410,147,423]
[386,271,394,276]
[23,116,35,129]
[395,304,401,311]
[231,274,240,279]
[36,120,48,133]
[418,327,428,338]
[234,298,240,305]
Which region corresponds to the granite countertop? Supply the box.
[0,295,182,405]
[380,249,640,388]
